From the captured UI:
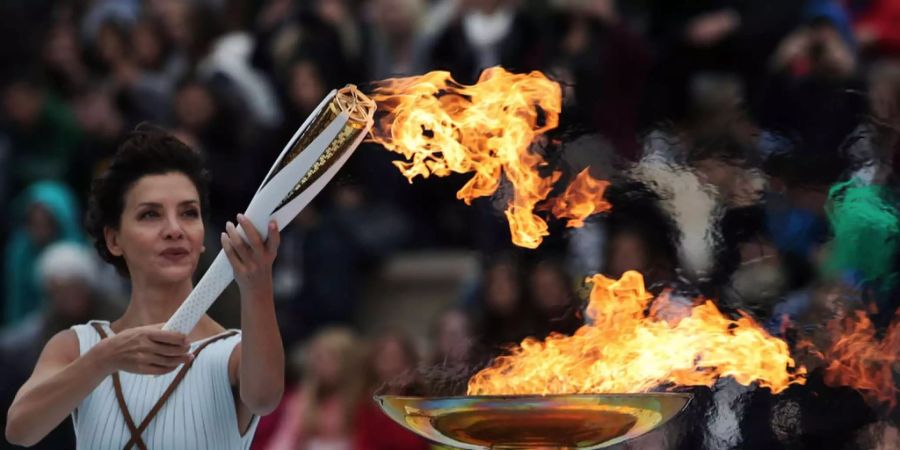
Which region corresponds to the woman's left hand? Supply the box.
[222,214,280,294]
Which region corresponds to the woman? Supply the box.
[475,256,535,354]
[262,327,363,450]
[429,308,475,368]
[354,331,429,450]
[527,259,583,339]
[5,126,285,449]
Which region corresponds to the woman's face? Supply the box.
[606,231,648,278]
[288,61,326,115]
[373,337,414,382]
[174,84,216,132]
[25,204,59,247]
[485,263,520,316]
[106,172,205,284]
[42,22,81,71]
[436,310,473,364]
[530,265,571,315]
[132,22,163,69]
[310,342,344,384]
[96,23,128,67]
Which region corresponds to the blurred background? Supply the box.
[0,0,898,449]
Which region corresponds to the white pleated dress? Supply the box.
[70,320,259,450]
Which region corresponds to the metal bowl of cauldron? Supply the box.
[374,393,691,449]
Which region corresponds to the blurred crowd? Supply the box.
[1,0,899,449]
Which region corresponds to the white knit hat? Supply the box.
[36,243,99,287]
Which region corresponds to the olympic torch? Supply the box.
[163,86,376,334]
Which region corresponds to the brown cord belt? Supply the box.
[91,323,238,450]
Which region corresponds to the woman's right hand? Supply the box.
[95,324,193,375]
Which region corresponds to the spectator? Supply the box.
[642,0,805,125]
[548,0,651,158]
[0,243,110,449]
[279,57,333,144]
[429,0,544,84]
[40,18,90,99]
[69,86,127,199]
[172,78,261,229]
[849,0,900,57]
[252,0,352,87]
[600,181,680,290]
[89,18,171,123]
[759,7,865,156]
[430,307,476,368]
[527,258,583,339]
[3,242,112,354]
[688,131,765,209]
[363,331,421,395]
[274,183,412,344]
[196,20,282,128]
[762,148,837,264]
[716,206,792,320]
[474,255,535,352]
[130,16,189,104]
[353,331,429,450]
[366,0,428,80]
[4,181,83,326]
[844,60,900,184]
[145,0,195,57]
[263,327,364,450]
[0,74,82,195]
[313,0,365,80]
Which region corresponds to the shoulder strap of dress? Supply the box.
[91,322,147,450]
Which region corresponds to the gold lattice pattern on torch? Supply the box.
[274,85,375,210]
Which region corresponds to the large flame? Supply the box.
[467,271,806,395]
[369,67,610,248]
[808,310,900,410]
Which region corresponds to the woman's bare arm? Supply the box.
[223,215,285,416]
[5,330,105,446]
[235,284,284,415]
[5,326,191,446]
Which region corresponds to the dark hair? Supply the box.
[85,124,210,276]
[688,131,758,167]
[602,179,680,289]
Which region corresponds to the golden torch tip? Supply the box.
[336,84,376,125]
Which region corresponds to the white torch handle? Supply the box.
[162,251,233,334]
[162,113,354,334]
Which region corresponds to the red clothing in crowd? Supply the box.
[252,387,429,450]
[853,0,900,55]
[352,401,430,450]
